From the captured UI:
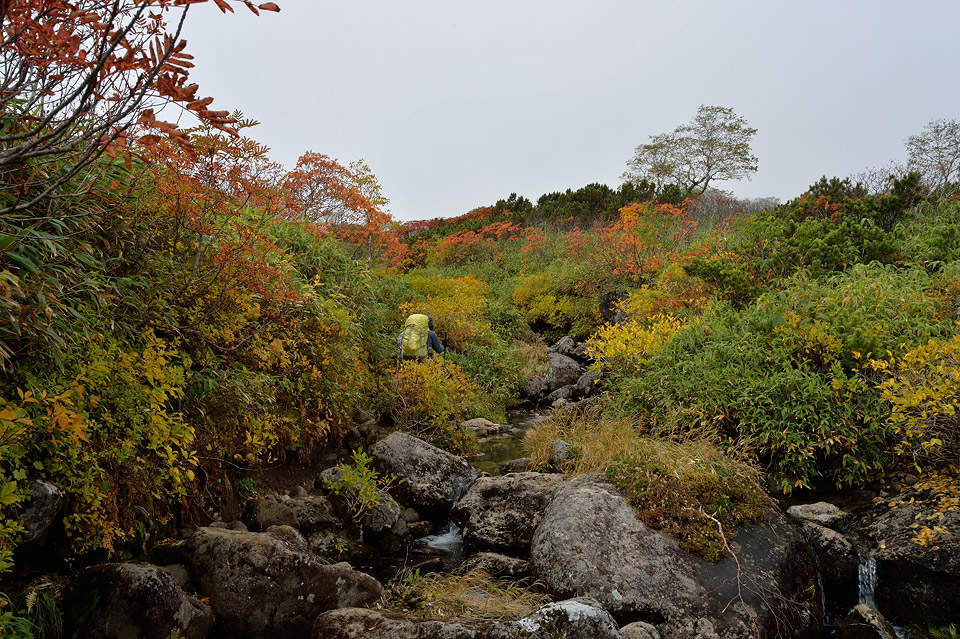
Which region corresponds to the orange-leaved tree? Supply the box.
[0,0,279,218]
[594,200,697,284]
[281,152,400,260]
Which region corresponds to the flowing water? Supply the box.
[857,552,878,609]
[412,409,549,569]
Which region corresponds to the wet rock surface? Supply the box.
[859,498,960,626]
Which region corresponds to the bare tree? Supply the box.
[906,118,960,194]
[624,105,759,196]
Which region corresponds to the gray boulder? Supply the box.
[63,563,213,639]
[283,494,340,533]
[451,472,564,555]
[311,597,621,639]
[369,432,477,519]
[527,353,585,400]
[796,521,858,621]
[620,622,661,639]
[177,527,382,638]
[244,496,298,531]
[499,458,534,474]
[461,552,530,579]
[530,474,818,639]
[19,479,64,546]
[787,502,847,528]
[462,418,505,438]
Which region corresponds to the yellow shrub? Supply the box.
[587,314,687,377]
[389,358,479,454]
[871,335,960,469]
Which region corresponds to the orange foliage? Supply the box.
[595,200,697,283]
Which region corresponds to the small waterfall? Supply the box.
[857,552,878,608]
[418,520,464,569]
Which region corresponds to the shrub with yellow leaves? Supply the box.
[872,335,960,470]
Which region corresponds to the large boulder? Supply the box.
[794,521,859,621]
[527,353,584,400]
[368,432,477,520]
[62,563,213,639]
[19,479,64,546]
[451,472,564,555]
[312,597,622,639]
[860,499,960,626]
[244,496,299,531]
[177,527,383,639]
[283,494,341,533]
[529,474,818,638]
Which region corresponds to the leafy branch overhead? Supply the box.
[624,105,758,196]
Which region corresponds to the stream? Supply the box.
[414,409,548,568]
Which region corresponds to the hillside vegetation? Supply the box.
[3,2,960,632]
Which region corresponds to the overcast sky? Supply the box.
[178,1,960,221]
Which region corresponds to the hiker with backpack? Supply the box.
[397,313,446,362]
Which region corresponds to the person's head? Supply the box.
[427,315,434,330]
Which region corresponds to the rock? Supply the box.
[462,418,504,438]
[19,480,64,546]
[244,496,299,531]
[786,502,847,528]
[265,524,309,550]
[860,500,960,626]
[400,507,421,523]
[177,527,383,638]
[556,336,577,355]
[796,521,858,621]
[838,604,897,639]
[359,491,403,534]
[546,384,577,404]
[548,440,574,471]
[451,472,564,555]
[368,432,477,520]
[499,458,534,474]
[599,290,628,325]
[63,563,213,639]
[461,552,530,579]
[576,370,599,397]
[621,621,661,639]
[407,521,434,538]
[163,563,191,588]
[527,353,585,400]
[530,474,818,638]
[284,494,340,533]
[311,597,621,639]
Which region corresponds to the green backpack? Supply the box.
[401,314,430,358]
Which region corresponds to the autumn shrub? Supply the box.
[685,175,923,304]
[511,261,599,340]
[871,336,960,470]
[389,358,480,454]
[587,313,687,378]
[606,439,768,561]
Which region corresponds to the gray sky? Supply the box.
[179,1,960,221]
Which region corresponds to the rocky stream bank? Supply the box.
[13,338,960,639]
